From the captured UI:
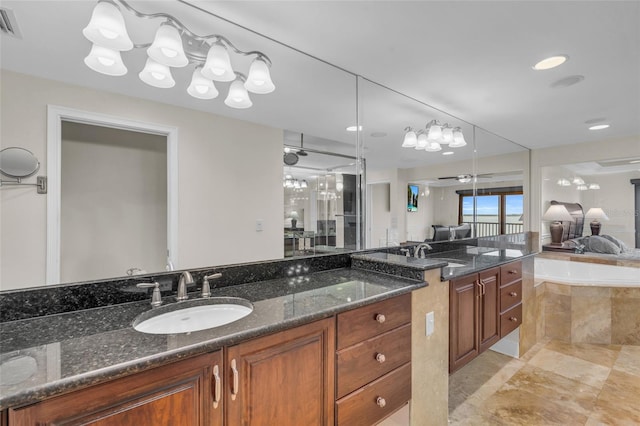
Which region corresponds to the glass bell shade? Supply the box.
[224,77,253,109]
[424,141,442,152]
[427,121,442,141]
[401,130,417,148]
[202,42,235,82]
[147,24,188,68]
[450,128,467,147]
[441,126,454,144]
[82,1,133,51]
[84,44,127,76]
[245,57,275,94]
[139,58,175,88]
[187,67,219,99]
[415,133,429,150]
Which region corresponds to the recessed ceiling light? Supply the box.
[442,151,454,156]
[589,124,610,130]
[346,125,362,132]
[533,55,569,70]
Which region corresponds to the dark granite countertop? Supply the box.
[0,268,424,410]
[353,245,536,281]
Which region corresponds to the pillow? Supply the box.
[582,235,622,255]
[599,234,629,253]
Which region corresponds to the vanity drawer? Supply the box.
[336,362,411,426]
[500,303,522,337]
[337,293,411,350]
[336,323,411,398]
[500,281,522,313]
[500,261,522,285]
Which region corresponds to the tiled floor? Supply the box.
[449,340,640,425]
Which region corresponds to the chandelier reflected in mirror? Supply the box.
[401,120,467,152]
[82,0,275,109]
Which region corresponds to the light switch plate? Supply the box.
[426,311,435,336]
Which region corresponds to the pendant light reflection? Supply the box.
[147,24,188,68]
[224,76,253,109]
[401,128,417,148]
[415,133,429,150]
[401,120,466,153]
[82,1,133,51]
[84,44,127,76]
[139,58,175,88]
[187,67,219,99]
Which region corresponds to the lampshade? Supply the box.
[588,183,600,190]
[576,184,588,191]
[187,67,218,99]
[300,180,308,189]
[557,178,571,186]
[415,133,429,150]
[82,1,133,51]
[139,58,175,88]
[402,130,417,148]
[572,176,585,185]
[542,204,573,221]
[441,126,454,144]
[202,42,235,82]
[245,57,275,94]
[147,24,188,68]
[424,141,442,152]
[427,121,442,141]
[224,77,253,109]
[585,208,609,221]
[290,211,299,219]
[84,44,127,76]
[450,128,467,147]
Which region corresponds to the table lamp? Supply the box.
[585,208,609,235]
[542,204,573,245]
[290,211,299,229]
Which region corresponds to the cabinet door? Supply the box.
[226,317,335,426]
[9,352,221,426]
[449,274,479,373]
[478,267,501,352]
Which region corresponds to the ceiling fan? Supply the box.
[283,133,309,165]
[438,173,493,183]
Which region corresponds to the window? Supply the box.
[458,187,523,237]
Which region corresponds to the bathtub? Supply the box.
[534,256,640,345]
[535,257,639,287]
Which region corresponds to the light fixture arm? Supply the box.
[114,0,272,65]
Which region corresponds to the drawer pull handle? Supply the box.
[509,316,518,322]
[375,353,386,363]
[231,359,239,401]
[212,365,221,409]
[375,314,386,324]
[509,292,518,297]
[376,397,387,408]
[509,270,518,274]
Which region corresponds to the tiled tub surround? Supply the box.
[0,263,426,410]
[535,254,640,345]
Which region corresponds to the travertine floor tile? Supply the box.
[527,348,611,388]
[613,345,640,377]
[543,340,621,368]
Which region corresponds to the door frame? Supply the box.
[46,105,179,285]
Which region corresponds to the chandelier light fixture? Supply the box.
[82,0,275,109]
[401,120,467,152]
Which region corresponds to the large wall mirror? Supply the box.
[1,1,529,291]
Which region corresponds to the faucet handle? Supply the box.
[202,273,222,298]
[136,282,162,307]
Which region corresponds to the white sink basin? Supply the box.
[133,297,253,335]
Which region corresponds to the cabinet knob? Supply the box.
[509,292,518,297]
[376,397,387,408]
[375,314,386,324]
[375,353,386,363]
[509,316,518,322]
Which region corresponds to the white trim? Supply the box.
[46,105,179,285]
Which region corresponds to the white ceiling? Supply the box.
[1,1,638,175]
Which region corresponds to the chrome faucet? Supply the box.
[176,271,194,301]
[136,282,162,307]
[414,243,433,258]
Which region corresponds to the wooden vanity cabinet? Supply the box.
[226,317,335,426]
[449,260,523,374]
[335,293,412,426]
[9,351,223,426]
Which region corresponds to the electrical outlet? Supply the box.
[426,311,435,336]
[256,219,264,232]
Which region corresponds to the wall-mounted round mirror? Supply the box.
[0,147,40,179]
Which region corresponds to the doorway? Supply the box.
[46,106,178,284]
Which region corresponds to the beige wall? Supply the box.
[60,122,167,283]
[0,71,284,290]
[531,136,640,247]
[370,183,392,247]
